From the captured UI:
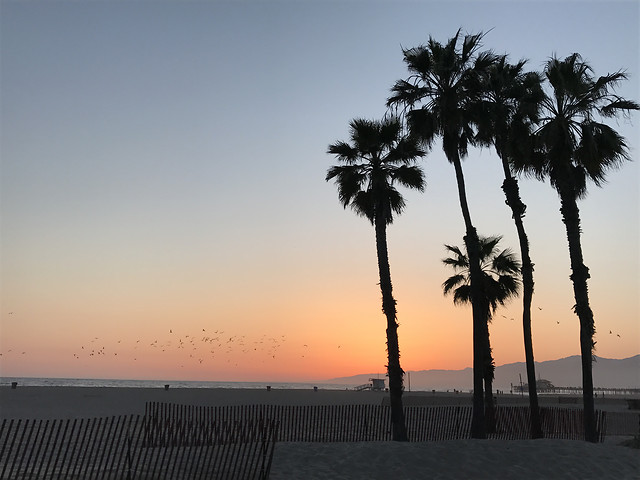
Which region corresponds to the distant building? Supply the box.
[354,378,386,391]
[370,378,385,391]
[513,378,555,393]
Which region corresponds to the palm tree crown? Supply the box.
[387,29,497,160]
[475,55,544,168]
[326,117,426,223]
[442,235,521,315]
[528,53,639,197]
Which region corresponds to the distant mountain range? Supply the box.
[327,355,640,392]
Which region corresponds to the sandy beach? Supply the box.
[0,386,390,419]
[1,386,638,479]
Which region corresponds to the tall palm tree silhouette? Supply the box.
[442,235,521,433]
[475,55,545,438]
[326,117,426,441]
[526,53,638,442]
[388,30,497,438]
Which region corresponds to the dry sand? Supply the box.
[270,439,639,480]
[0,386,389,419]
[1,386,638,479]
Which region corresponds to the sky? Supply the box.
[1,0,638,383]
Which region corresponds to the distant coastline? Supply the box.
[0,377,355,390]
[2,354,637,392]
[328,354,640,392]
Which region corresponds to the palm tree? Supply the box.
[326,117,426,441]
[387,30,497,438]
[525,53,638,442]
[475,55,545,438]
[442,235,521,433]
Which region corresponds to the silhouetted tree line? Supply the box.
[326,30,638,442]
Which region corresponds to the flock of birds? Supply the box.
[1,310,322,367]
[0,308,625,368]
[66,329,306,368]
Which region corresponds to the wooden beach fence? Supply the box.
[144,402,607,443]
[0,415,279,480]
[145,403,394,443]
[1,403,611,479]
[490,406,607,441]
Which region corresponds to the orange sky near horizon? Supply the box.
[2,239,637,383]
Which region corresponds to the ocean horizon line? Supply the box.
[0,376,360,390]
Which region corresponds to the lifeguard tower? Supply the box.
[354,378,386,391]
[370,378,385,391]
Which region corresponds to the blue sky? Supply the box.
[1,1,638,381]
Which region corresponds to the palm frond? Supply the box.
[600,98,640,117]
[442,273,466,296]
[461,30,485,63]
[325,165,366,196]
[387,80,429,108]
[402,45,433,78]
[327,141,359,163]
[478,235,502,262]
[386,185,407,220]
[497,274,521,297]
[351,190,375,223]
[384,136,427,164]
[390,164,426,191]
[575,122,629,186]
[452,285,472,306]
[407,108,439,147]
[442,244,468,268]
[491,248,521,275]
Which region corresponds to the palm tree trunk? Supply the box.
[450,149,486,439]
[374,215,408,441]
[557,185,597,443]
[482,319,496,434]
[500,166,543,439]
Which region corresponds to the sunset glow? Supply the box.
[1,1,638,383]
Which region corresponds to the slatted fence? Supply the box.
[0,403,612,480]
[599,411,639,436]
[0,415,278,480]
[490,406,607,441]
[144,403,607,443]
[145,403,393,443]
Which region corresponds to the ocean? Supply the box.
[0,377,355,390]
